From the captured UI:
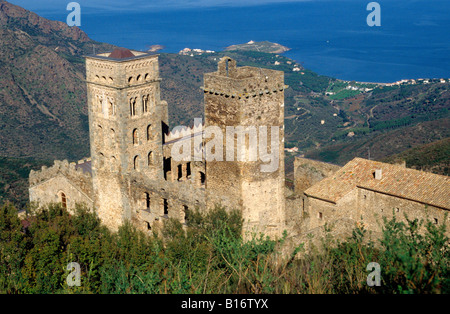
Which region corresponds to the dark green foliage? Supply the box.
[0,157,52,210]
[0,202,448,294]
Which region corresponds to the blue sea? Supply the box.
[35,0,450,83]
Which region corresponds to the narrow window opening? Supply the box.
[162,199,169,216]
[318,212,323,219]
[144,192,150,210]
[130,98,137,116]
[177,164,183,181]
[133,129,139,145]
[163,157,172,180]
[143,95,148,113]
[200,171,206,186]
[147,125,152,141]
[148,152,153,166]
[186,162,191,179]
[61,192,67,209]
[134,155,139,171]
[226,58,229,77]
[183,205,189,224]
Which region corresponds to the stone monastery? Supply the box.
[29,48,450,242]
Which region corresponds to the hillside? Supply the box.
[0,1,448,208]
[0,156,51,209]
[0,0,114,160]
[383,137,450,176]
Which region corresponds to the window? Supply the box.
[144,192,150,210]
[130,97,137,116]
[108,99,115,116]
[162,199,169,216]
[199,171,206,186]
[133,129,139,145]
[434,218,439,225]
[147,125,152,141]
[142,95,149,113]
[61,192,67,209]
[111,156,117,172]
[318,212,323,219]
[163,157,172,180]
[183,205,189,223]
[134,155,139,171]
[98,152,105,168]
[177,164,183,181]
[148,152,153,166]
[186,162,191,178]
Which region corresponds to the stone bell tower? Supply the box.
[85,48,168,230]
[203,57,287,239]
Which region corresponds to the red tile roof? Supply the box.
[108,48,135,59]
[304,157,450,210]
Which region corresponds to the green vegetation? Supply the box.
[384,138,450,176]
[1,202,448,294]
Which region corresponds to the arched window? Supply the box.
[111,156,117,172]
[98,152,105,168]
[134,155,140,171]
[133,129,139,145]
[142,95,149,113]
[130,97,137,116]
[61,192,67,209]
[148,151,153,166]
[147,124,152,141]
[108,99,115,116]
[177,164,183,181]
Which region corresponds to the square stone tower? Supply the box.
[203,57,287,239]
[85,48,168,231]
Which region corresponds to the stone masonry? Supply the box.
[29,48,449,245]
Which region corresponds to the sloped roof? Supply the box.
[75,160,92,174]
[108,48,135,59]
[304,157,450,210]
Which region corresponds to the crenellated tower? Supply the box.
[203,57,287,238]
[85,48,168,230]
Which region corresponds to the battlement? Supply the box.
[29,158,92,187]
[164,120,203,143]
[202,56,287,97]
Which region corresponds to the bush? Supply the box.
[0,202,448,294]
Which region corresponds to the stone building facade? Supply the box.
[29,49,287,239]
[302,157,450,238]
[29,47,449,244]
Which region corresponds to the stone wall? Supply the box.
[203,57,287,239]
[29,159,93,213]
[294,157,341,194]
[304,186,450,240]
